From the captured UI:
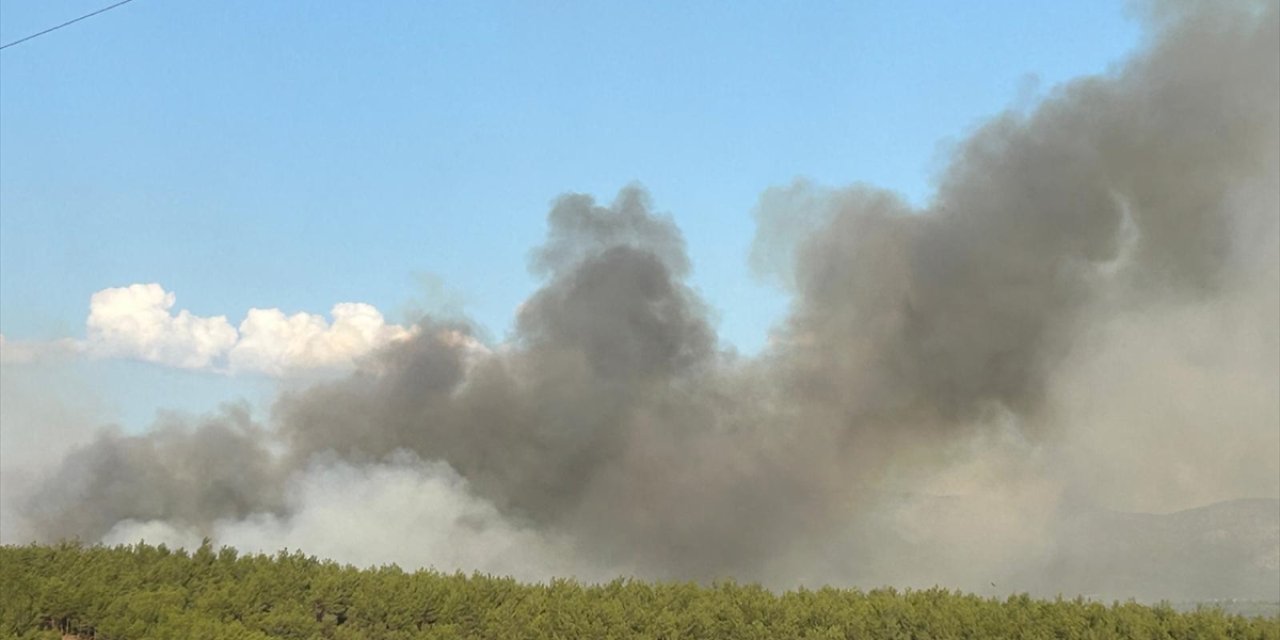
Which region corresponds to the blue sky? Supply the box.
[0,1,1141,427]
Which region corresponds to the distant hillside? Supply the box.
[1045,498,1280,602]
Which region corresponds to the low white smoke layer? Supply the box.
[4,0,1278,603]
[0,356,104,543]
[102,454,594,582]
[0,335,83,365]
[1047,287,1280,514]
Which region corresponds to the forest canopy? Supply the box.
[2,542,1277,640]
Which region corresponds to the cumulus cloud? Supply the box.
[227,303,413,376]
[2,284,415,376]
[86,284,238,369]
[89,285,241,371]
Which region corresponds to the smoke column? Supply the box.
[7,0,1278,599]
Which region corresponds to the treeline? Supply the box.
[1,542,1276,639]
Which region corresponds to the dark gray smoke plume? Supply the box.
[7,0,1278,599]
[19,405,282,541]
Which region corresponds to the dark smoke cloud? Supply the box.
[19,404,281,542]
[7,0,1278,599]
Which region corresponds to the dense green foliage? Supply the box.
[1,542,1276,639]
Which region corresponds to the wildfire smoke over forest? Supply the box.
[3,0,1278,602]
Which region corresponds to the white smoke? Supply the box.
[103,453,599,582]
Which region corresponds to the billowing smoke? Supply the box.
[5,0,1277,601]
[20,405,283,541]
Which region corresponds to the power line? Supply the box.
[0,0,139,51]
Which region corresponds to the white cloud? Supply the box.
[2,283,420,376]
[228,303,412,375]
[86,284,238,370]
